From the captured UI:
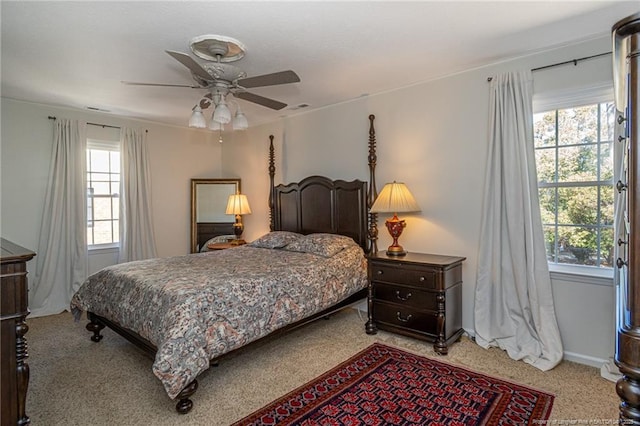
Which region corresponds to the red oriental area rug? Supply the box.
[233,343,554,426]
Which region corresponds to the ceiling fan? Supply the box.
[123,34,300,130]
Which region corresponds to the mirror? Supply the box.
[190,178,241,253]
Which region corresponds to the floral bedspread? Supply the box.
[70,244,367,399]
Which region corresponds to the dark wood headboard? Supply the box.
[272,176,368,251]
[267,115,379,254]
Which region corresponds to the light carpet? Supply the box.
[25,308,618,425]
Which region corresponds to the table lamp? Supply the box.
[370,181,420,256]
[226,193,252,245]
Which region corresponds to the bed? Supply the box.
[70,116,381,414]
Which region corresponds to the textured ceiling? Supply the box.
[2,1,639,129]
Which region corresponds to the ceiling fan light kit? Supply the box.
[125,34,300,137]
[188,106,207,129]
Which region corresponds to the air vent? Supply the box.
[289,103,310,111]
[86,106,110,112]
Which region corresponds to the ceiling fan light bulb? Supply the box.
[233,110,249,130]
[213,100,231,124]
[189,106,207,128]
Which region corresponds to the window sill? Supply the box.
[548,264,613,287]
[88,244,119,254]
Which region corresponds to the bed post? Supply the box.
[268,135,275,232]
[367,115,379,255]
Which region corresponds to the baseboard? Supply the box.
[465,328,611,370]
[562,351,609,369]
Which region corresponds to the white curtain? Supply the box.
[474,70,563,371]
[30,119,88,317]
[118,127,157,262]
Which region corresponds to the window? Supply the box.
[87,139,120,247]
[534,101,615,268]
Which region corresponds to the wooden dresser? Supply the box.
[365,251,465,355]
[1,238,35,426]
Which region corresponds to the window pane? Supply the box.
[558,105,598,145]
[111,181,120,196]
[536,148,556,183]
[543,225,556,263]
[558,226,597,266]
[538,187,556,225]
[112,220,120,243]
[90,172,112,183]
[600,185,614,226]
[90,181,111,195]
[93,197,113,220]
[90,150,111,172]
[600,227,614,268]
[600,102,616,142]
[600,142,613,181]
[87,227,94,245]
[112,197,119,218]
[557,145,598,182]
[534,111,556,148]
[93,220,113,245]
[110,152,120,173]
[557,186,598,226]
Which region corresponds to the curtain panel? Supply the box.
[118,127,157,262]
[474,70,563,371]
[30,119,88,317]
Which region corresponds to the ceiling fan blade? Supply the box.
[236,70,300,88]
[165,50,212,81]
[121,81,201,88]
[234,92,287,110]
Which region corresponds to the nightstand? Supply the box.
[207,241,245,250]
[365,251,466,355]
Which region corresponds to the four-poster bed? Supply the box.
[70,115,380,414]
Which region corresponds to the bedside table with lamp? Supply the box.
[365,181,466,355]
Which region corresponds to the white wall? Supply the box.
[223,35,616,366]
[1,35,616,366]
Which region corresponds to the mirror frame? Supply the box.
[190,178,241,253]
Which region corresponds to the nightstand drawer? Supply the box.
[373,301,437,336]
[370,264,436,289]
[372,282,438,311]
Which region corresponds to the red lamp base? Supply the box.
[384,214,407,256]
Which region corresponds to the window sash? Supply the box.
[87,139,120,248]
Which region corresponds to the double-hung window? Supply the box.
[87,139,120,248]
[533,98,615,270]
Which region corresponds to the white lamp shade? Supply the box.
[208,113,223,130]
[225,194,252,215]
[213,99,231,124]
[189,106,207,128]
[232,109,249,130]
[370,182,420,214]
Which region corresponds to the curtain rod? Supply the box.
[486,51,612,82]
[48,116,121,130]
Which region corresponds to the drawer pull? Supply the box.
[395,290,412,301]
[396,312,413,323]
[419,276,425,282]
[376,270,383,275]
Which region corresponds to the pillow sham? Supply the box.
[248,231,303,249]
[282,233,356,257]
